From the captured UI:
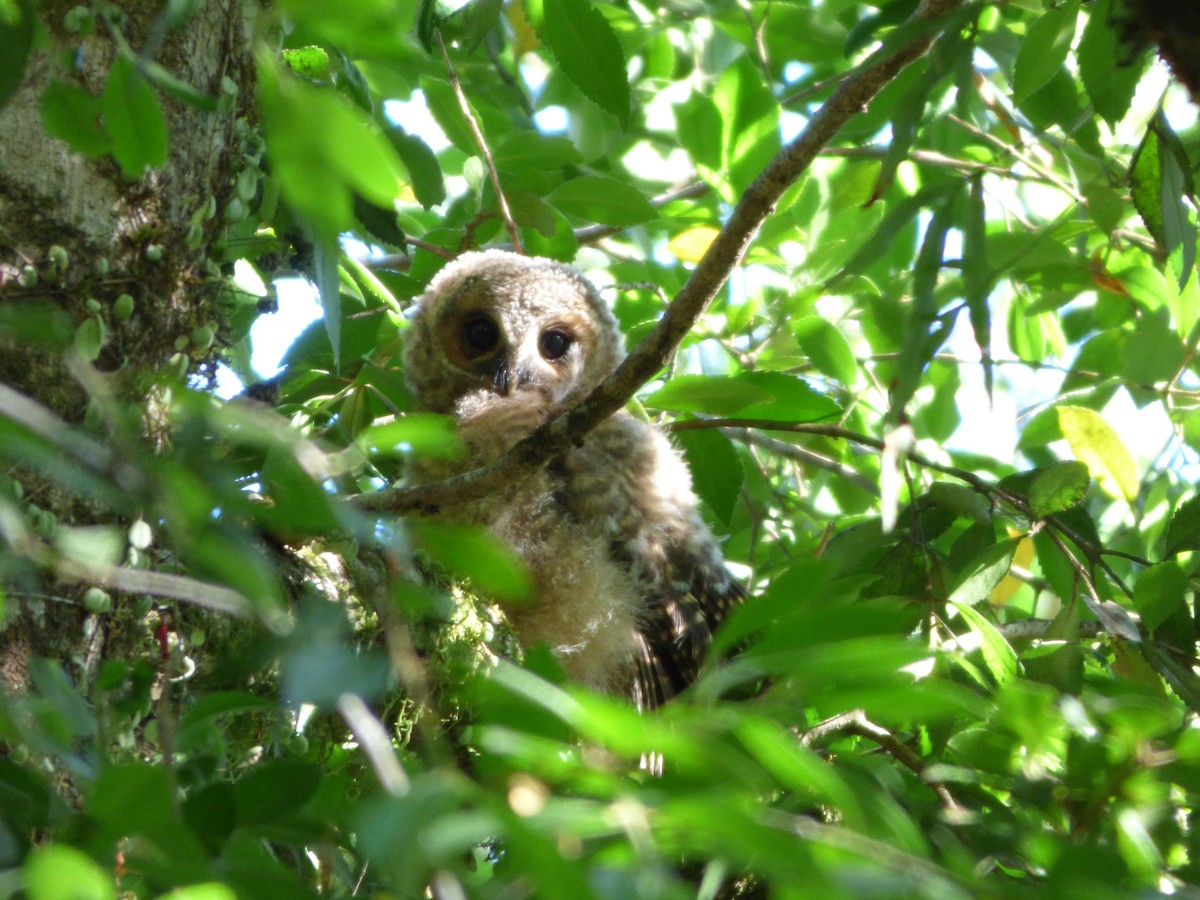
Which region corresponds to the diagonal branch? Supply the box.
[356,0,968,517]
[435,30,524,254]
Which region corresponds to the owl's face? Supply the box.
[403,251,625,413]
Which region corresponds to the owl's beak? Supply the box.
[494,365,514,395]
[485,355,518,396]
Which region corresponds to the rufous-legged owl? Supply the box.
[403,250,742,708]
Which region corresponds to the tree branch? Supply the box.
[356,0,967,516]
[799,709,964,815]
[435,30,523,254]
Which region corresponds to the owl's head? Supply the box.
[403,250,625,413]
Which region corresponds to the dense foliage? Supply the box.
[2,0,1200,897]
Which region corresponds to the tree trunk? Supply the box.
[0,0,256,691]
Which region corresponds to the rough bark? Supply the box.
[0,0,256,692]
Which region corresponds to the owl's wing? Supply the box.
[631,557,745,710]
[559,413,746,708]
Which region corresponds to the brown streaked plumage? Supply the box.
[403,250,743,707]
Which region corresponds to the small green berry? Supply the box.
[85,298,101,314]
[113,293,135,321]
[190,324,215,350]
[145,244,163,262]
[82,587,112,614]
[128,518,152,550]
[236,169,258,202]
[286,734,309,755]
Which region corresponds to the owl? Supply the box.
[403,250,742,708]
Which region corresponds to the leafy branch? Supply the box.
[355,0,970,516]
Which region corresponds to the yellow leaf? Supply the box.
[990,536,1034,605]
[1056,406,1139,501]
[668,226,720,264]
[507,1,540,56]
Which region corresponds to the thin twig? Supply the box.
[12,533,262,620]
[435,30,524,254]
[569,182,712,246]
[946,113,1085,205]
[723,428,880,496]
[667,418,996,494]
[799,709,964,815]
[338,692,411,796]
[820,146,1016,178]
[356,0,967,517]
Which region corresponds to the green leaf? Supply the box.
[713,56,781,200]
[158,886,237,900]
[675,90,723,176]
[793,316,857,386]
[464,0,505,53]
[389,127,446,210]
[675,428,743,526]
[101,54,169,178]
[949,600,1019,687]
[963,174,993,397]
[419,74,478,154]
[1056,406,1139,502]
[1123,306,1185,385]
[1155,117,1197,289]
[233,759,322,826]
[1078,0,1146,126]
[493,131,584,172]
[282,45,332,80]
[547,175,657,227]
[176,691,280,751]
[1165,494,1200,557]
[312,235,341,369]
[1132,561,1186,634]
[892,193,954,415]
[353,193,406,247]
[925,482,990,524]
[948,538,1019,607]
[359,413,465,460]
[411,520,533,602]
[0,0,34,110]
[258,56,404,240]
[539,0,630,128]
[23,845,116,900]
[141,60,219,111]
[1028,460,1090,518]
[41,81,111,158]
[646,372,840,421]
[1022,591,1082,694]
[53,525,124,566]
[73,317,104,362]
[1012,1,1078,105]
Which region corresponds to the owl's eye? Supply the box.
[463,316,500,354]
[539,329,571,361]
